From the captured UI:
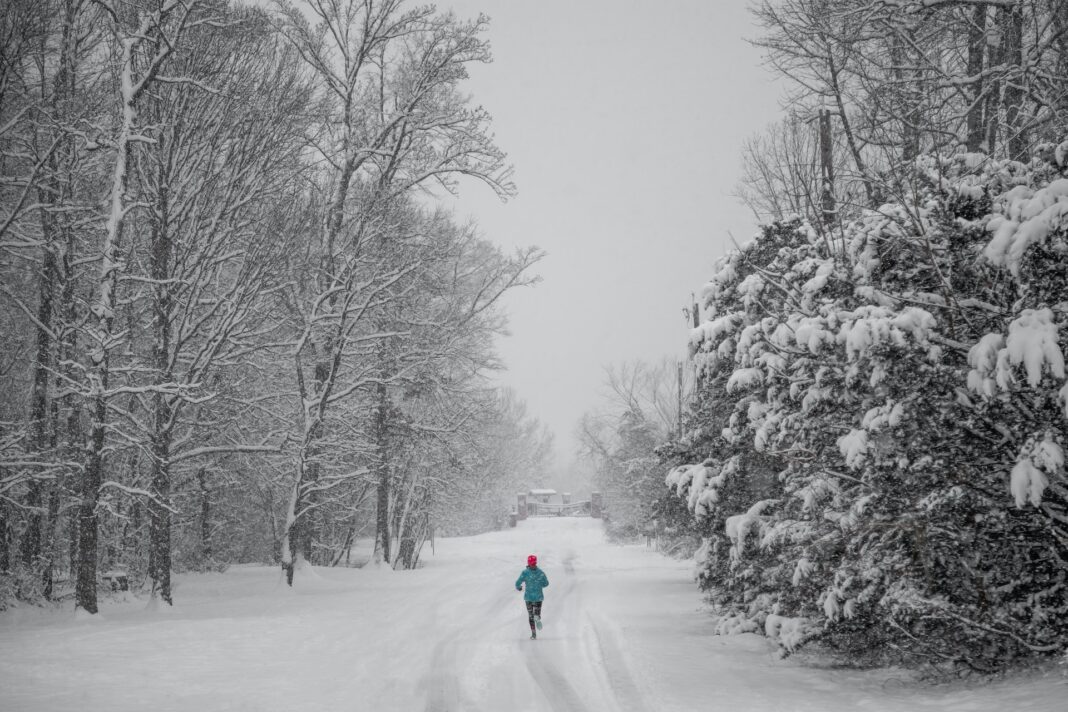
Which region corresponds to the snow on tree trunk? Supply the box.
[76,25,140,614]
[77,2,188,613]
[146,122,174,604]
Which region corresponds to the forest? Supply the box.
[582,0,1068,672]
[4,0,1068,680]
[0,0,551,613]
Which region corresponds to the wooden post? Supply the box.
[591,492,603,519]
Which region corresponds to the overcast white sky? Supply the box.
[440,1,785,463]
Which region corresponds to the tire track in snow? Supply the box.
[519,546,594,712]
[552,546,650,712]
[527,645,591,712]
[424,634,468,712]
[586,613,651,712]
[423,581,513,712]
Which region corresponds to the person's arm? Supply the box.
[516,570,525,590]
[540,570,549,588]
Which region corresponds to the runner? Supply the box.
[515,554,549,639]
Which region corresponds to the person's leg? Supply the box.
[533,600,542,626]
[526,600,536,635]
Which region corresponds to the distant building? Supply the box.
[517,489,595,518]
[528,488,557,504]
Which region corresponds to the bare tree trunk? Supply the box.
[75,391,105,612]
[330,524,355,567]
[818,108,836,224]
[902,79,921,163]
[984,8,1005,155]
[890,32,921,166]
[147,411,173,604]
[21,240,52,567]
[0,503,10,573]
[60,265,83,586]
[1001,4,1028,160]
[965,4,988,152]
[22,0,84,584]
[282,380,324,581]
[1052,0,1068,137]
[78,14,141,614]
[372,381,391,565]
[282,367,325,583]
[281,477,300,585]
[827,54,875,206]
[298,454,320,565]
[283,444,312,584]
[76,1,189,613]
[390,470,419,568]
[40,483,61,598]
[395,486,431,571]
[394,487,430,570]
[197,468,212,562]
[147,130,173,605]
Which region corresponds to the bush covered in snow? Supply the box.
[665,144,1068,671]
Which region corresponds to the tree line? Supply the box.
[590,0,1068,672]
[0,0,549,613]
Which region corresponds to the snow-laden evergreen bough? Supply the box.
[667,143,1068,670]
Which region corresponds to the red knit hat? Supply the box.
[527,554,537,567]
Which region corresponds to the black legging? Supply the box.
[525,600,542,631]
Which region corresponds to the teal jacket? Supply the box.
[516,566,549,602]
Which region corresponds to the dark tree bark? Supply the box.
[147,415,173,603]
[1053,0,1068,127]
[75,390,105,613]
[40,484,61,598]
[147,131,173,605]
[1001,4,1028,160]
[0,505,10,573]
[965,4,988,151]
[197,468,212,562]
[373,381,391,564]
[21,244,55,569]
[59,211,84,587]
[983,11,1004,155]
[890,32,921,165]
[21,0,84,580]
[819,108,836,224]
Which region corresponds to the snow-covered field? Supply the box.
[0,517,1064,711]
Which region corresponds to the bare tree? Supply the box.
[273,0,516,584]
[735,113,847,226]
[745,0,1068,232]
[372,219,542,568]
[75,0,214,614]
[579,359,694,539]
[0,0,537,608]
[124,6,314,604]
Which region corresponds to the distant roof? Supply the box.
[529,488,557,495]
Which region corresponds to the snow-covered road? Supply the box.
[1,517,1063,711]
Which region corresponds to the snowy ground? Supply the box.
[1,517,1064,711]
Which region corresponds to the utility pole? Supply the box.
[676,361,684,440]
